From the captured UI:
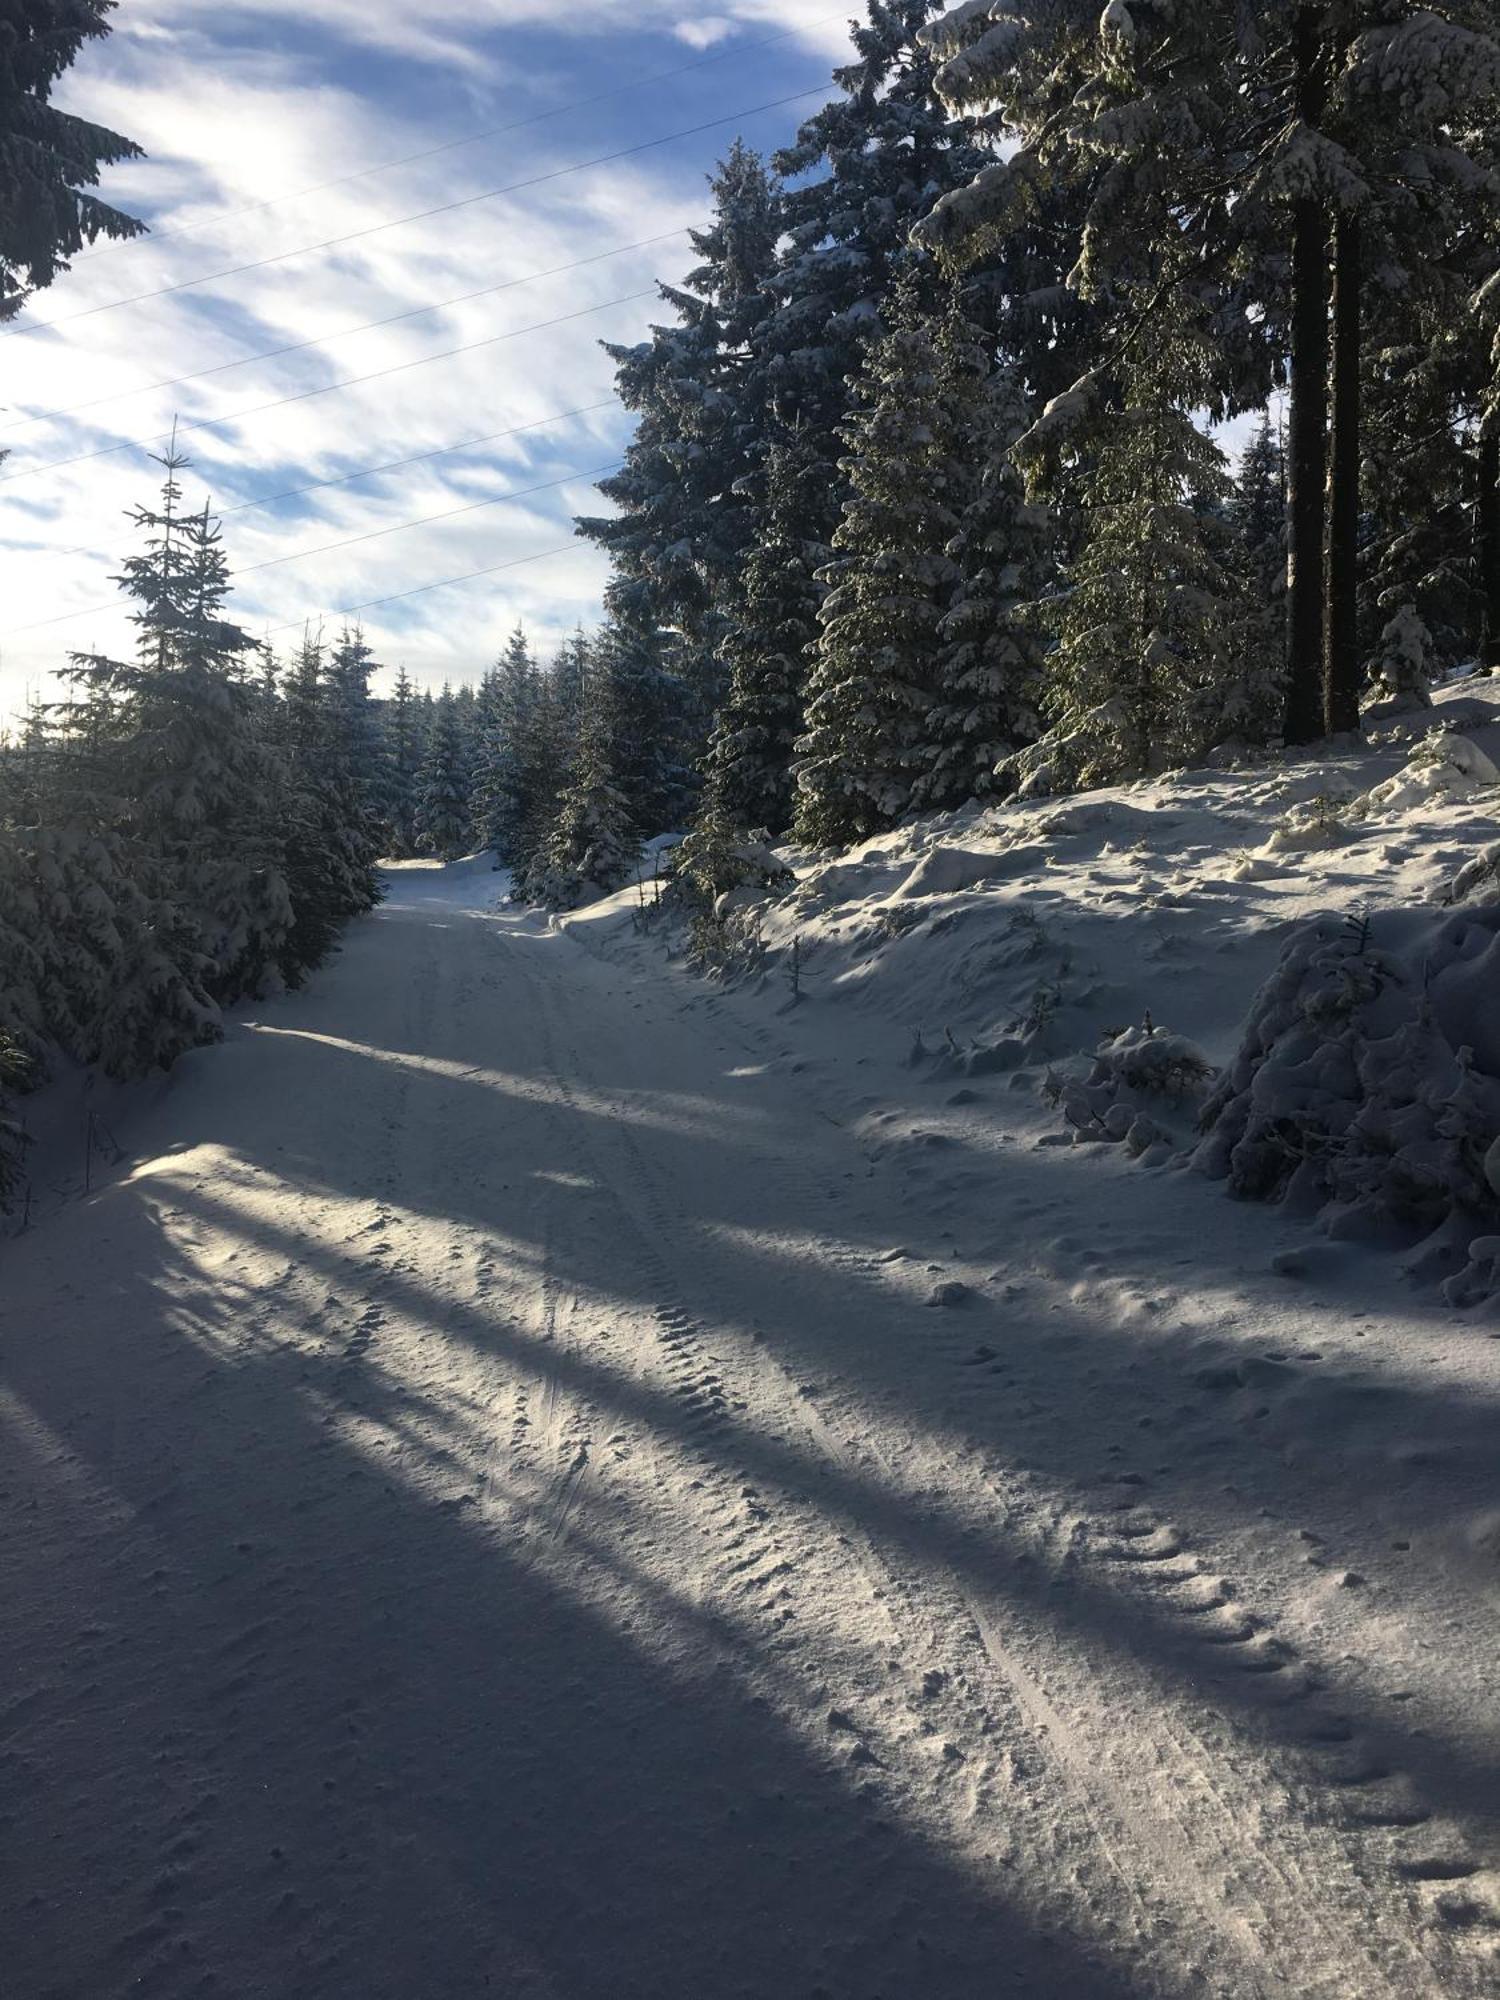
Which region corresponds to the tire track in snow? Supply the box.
[671,958,1500,1984]
[512,951,1214,1992]
[546,939,1485,1998]
[912,1291,1500,1981]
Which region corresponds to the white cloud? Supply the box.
[1,3,853,721]
[112,0,852,76]
[675,19,738,52]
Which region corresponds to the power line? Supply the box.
[237,462,620,580]
[3,462,620,637]
[259,541,597,640]
[67,12,847,271]
[28,399,622,564]
[0,228,689,436]
[0,289,656,486]
[0,87,825,341]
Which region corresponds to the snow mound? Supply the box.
[560,672,1500,1304]
[887,844,1031,900]
[1363,729,1500,816]
[1195,901,1500,1297]
[1052,1022,1216,1160]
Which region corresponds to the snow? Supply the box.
[4,682,1500,1995]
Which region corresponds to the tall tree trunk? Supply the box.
[1480,431,1500,677]
[1324,212,1362,733]
[1284,7,1332,746]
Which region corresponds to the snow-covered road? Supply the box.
[3,861,1496,1998]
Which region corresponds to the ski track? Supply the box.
[0,863,1496,1999]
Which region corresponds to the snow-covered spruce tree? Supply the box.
[0,0,144,327]
[521,696,640,912]
[592,594,695,838]
[578,142,781,715]
[793,276,966,846]
[766,1,990,553]
[413,688,473,860]
[1198,411,1290,753]
[0,821,48,1060]
[58,453,294,1008]
[383,667,423,857]
[704,432,827,838]
[275,631,377,982]
[1361,65,1500,687]
[1008,333,1244,792]
[1367,603,1435,712]
[6,675,222,1078]
[326,625,392,868]
[912,335,1046,812]
[504,630,591,878]
[1361,306,1485,678]
[1227,410,1288,737]
[917,4,1500,745]
[548,627,589,743]
[470,624,542,864]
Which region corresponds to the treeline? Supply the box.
[541,0,1500,897]
[0,454,387,1129]
[8,1,1500,1171]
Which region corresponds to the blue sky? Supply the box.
[0,1,852,714]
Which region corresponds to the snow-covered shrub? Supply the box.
[1054,1021,1216,1157]
[1363,729,1500,816]
[665,786,796,978]
[1195,896,1500,1291]
[1367,604,1435,713]
[685,901,771,983]
[671,800,794,913]
[1260,790,1361,855]
[1093,1023,1217,1101]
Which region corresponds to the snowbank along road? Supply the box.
[2,850,1497,1999]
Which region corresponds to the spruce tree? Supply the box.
[1220,413,1290,749]
[913,339,1045,811]
[1368,603,1435,711]
[470,624,541,864]
[511,631,590,875]
[768,0,990,552]
[1013,355,1244,792]
[0,1025,31,1208]
[58,452,293,1005]
[267,630,377,980]
[383,667,423,858]
[794,278,966,846]
[705,434,826,837]
[327,625,391,863]
[1,0,144,325]
[578,142,781,678]
[592,596,694,838]
[522,698,640,911]
[414,689,473,860]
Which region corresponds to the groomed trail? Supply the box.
[2,858,1497,1999]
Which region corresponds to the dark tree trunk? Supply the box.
[1480,432,1500,676]
[1324,212,1362,733]
[1283,7,1332,746]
